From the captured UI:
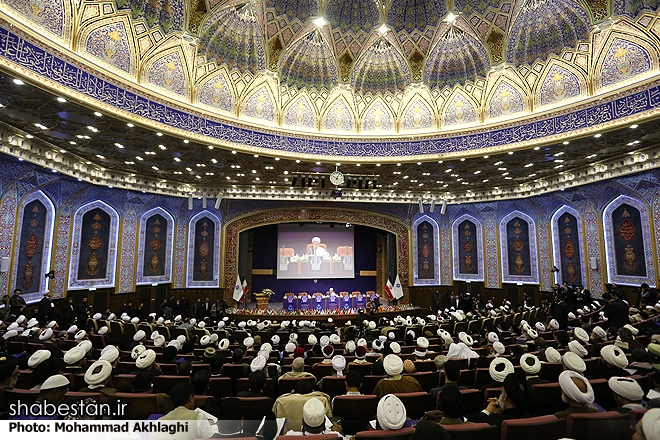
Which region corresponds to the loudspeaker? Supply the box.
[188,194,193,210]
[0,257,9,272]
[589,257,598,270]
[440,199,448,215]
[430,199,436,213]
[418,198,424,213]
[202,193,207,207]
[215,193,223,209]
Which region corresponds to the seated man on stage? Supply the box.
[307,236,329,271]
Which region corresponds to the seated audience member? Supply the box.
[412,420,450,440]
[11,375,70,420]
[648,370,660,401]
[609,376,645,413]
[554,370,597,419]
[373,354,422,397]
[615,327,644,353]
[284,397,341,436]
[403,359,416,374]
[598,345,631,379]
[0,355,19,389]
[632,408,660,440]
[230,348,250,377]
[159,382,215,440]
[280,357,315,383]
[479,357,514,391]
[433,355,447,373]
[468,373,534,428]
[562,352,587,375]
[132,370,169,410]
[430,361,467,404]
[341,369,363,397]
[370,394,407,430]
[520,354,549,386]
[213,397,246,438]
[273,378,332,433]
[628,349,655,376]
[350,346,369,365]
[80,359,117,398]
[426,384,472,426]
[178,361,193,376]
[237,370,273,405]
[30,358,62,390]
[192,369,211,395]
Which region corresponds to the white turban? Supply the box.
[624,324,639,336]
[156,317,164,325]
[535,323,546,332]
[261,343,272,353]
[100,345,119,363]
[133,330,146,341]
[488,332,499,343]
[250,356,266,372]
[190,319,197,326]
[563,352,586,373]
[285,342,296,353]
[332,355,346,376]
[98,326,108,335]
[2,330,17,340]
[39,328,53,341]
[131,345,146,359]
[131,317,139,324]
[377,394,406,430]
[47,321,57,328]
[493,341,505,355]
[568,312,576,320]
[176,335,186,344]
[390,342,401,354]
[320,336,330,347]
[545,347,562,363]
[489,357,514,382]
[527,329,538,339]
[330,334,341,345]
[92,313,102,320]
[167,340,181,350]
[63,346,86,365]
[591,326,606,339]
[438,330,453,346]
[84,360,112,389]
[108,313,116,321]
[383,354,403,376]
[210,334,219,343]
[357,338,367,347]
[458,332,473,346]
[520,353,541,375]
[74,330,86,341]
[601,345,628,369]
[608,376,644,402]
[372,339,384,351]
[550,319,559,330]
[175,315,182,323]
[345,340,355,353]
[200,335,210,346]
[308,335,318,346]
[136,349,156,369]
[154,335,165,347]
[417,337,429,349]
[573,327,589,344]
[219,339,230,350]
[271,335,280,345]
[559,370,594,404]
[568,340,588,358]
[243,337,254,348]
[28,349,51,368]
[303,398,325,429]
[642,408,660,440]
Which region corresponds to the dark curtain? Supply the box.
[612,203,647,277]
[15,200,47,293]
[77,209,111,280]
[457,219,477,275]
[417,221,435,279]
[142,214,168,277]
[192,216,215,281]
[506,217,531,276]
[557,212,582,285]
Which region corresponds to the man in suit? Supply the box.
[76,297,90,328]
[553,292,570,330]
[603,291,630,329]
[159,382,215,439]
[37,290,54,324]
[9,289,26,316]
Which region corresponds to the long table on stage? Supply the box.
[228,307,430,326]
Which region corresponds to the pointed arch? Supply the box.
[239,81,277,123]
[499,211,539,284]
[11,190,56,301]
[484,75,529,121]
[0,0,73,45]
[399,94,436,132]
[441,89,479,127]
[282,93,318,131]
[602,195,656,286]
[136,207,175,285]
[196,68,236,114]
[352,38,410,97]
[412,215,440,285]
[452,214,485,282]
[534,60,587,110]
[551,205,588,288]
[593,32,658,93]
[78,15,139,79]
[279,29,339,93]
[320,94,357,132]
[68,200,120,289]
[142,46,191,98]
[187,210,221,287]
[360,98,396,133]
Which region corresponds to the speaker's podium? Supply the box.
[312,292,325,311]
[340,291,353,310]
[298,292,311,311]
[327,292,340,311]
[354,291,366,309]
[283,293,297,312]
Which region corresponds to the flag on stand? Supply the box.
[392,274,404,300]
[233,275,244,303]
[242,278,248,301]
[385,279,394,301]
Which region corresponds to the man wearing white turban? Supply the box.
[554,370,597,419]
[633,408,660,440]
[372,355,422,398]
[599,345,630,379]
[520,354,549,386]
[609,376,645,414]
[480,357,515,391]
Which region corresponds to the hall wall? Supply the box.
[2,156,660,304]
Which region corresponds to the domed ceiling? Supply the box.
[0,0,658,164]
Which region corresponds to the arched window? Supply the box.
[137,207,175,285]
[412,215,439,285]
[452,214,485,282]
[499,211,539,284]
[551,206,587,287]
[187,211,221,287]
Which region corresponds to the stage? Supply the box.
[228,306,429,326]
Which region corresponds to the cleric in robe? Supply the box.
[308,237,329,256]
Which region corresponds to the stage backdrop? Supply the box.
[250,224,377,301]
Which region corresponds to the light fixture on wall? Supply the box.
[215,193,223,209]
[418,198,424,213]
[188,193,193,210]
[430,198,436,212]
[202,193,207,207]
[440,199,448,215]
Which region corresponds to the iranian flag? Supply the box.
[385,278,394,301]
[242,278,248,300]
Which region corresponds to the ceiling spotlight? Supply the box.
[445,12,456,23]
[25,134,33,139]
[594,133,602,138]
[127,123,134,127]
[378,24,388,34]
[12,79,24,85]
[563,141,569,145]
[94,112,102,117]
[631,124,638,129]
[56,97,66,103]
[313,17,327,27]
[156,132,163,136]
